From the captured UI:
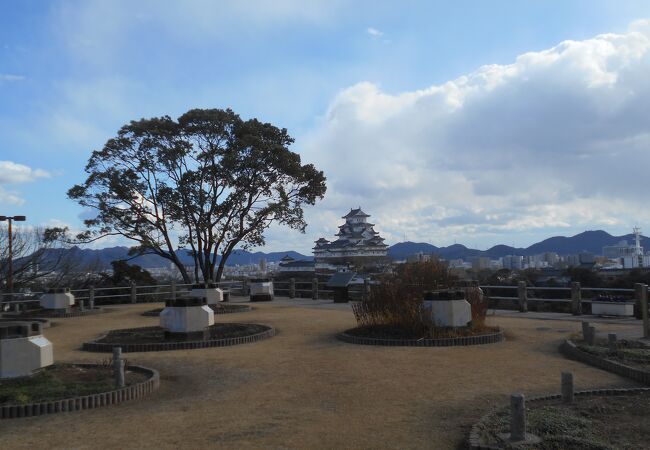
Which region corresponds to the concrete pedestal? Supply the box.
[423,292,471,328]
[189,286,224,305]
[250,279,274,302]
[40,288,75,310]
[0,323,54,378]
[160,297,214,334]
[591,302,634,317]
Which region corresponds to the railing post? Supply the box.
[517,281,527,313]
[130,282,136,304]
[312,278,319,300]
[635,283,649,338]
[170,280,176,301]
[242,279,248,296]
[571,282,582,316]
[89,285,95,309]
[289,278,295,299]
[363,278,370,301]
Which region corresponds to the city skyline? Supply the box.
[2,2,650,254]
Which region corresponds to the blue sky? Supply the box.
[1,1,650,253]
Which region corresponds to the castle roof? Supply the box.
[342,208,370,219]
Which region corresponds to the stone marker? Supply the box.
[608,333,617,354]
[112,347,125,388]
[89,286,95,309]
[561,372,574,404]
[510,394,526,441]
[586,326,596,346]
[581,321,590,340]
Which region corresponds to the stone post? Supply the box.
[571,282,582,315]
[561,372,574,404]
[581,321,590,340]
[88,285,95,309]
[242,279,248,296]
[363,278,370,301]
[608,333,617,354]
[170,280,177,301]
[635,283,649,339]
[586,326,596,346]
[312,278,319,300]
[517,281,527,313]
[510,394,526,442]
[130,282,137,304]
[112,347,125,388]
[79,298,85,311]
[289,278,296,299]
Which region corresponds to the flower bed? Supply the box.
[83,323,275,352]
[0,363,159,419]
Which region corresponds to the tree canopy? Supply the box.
[69,108,326,283]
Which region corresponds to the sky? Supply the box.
[1,1,650,254]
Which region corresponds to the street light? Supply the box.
[0,215,27,294]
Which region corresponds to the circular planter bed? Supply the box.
[561,339,650,385]
[141,303,251,317]
[5,307,106,319]
[0,317,51,328]
[337,325,503,347]
[469,387,650,449]
[83,323,275,352]
[0,363,159,419]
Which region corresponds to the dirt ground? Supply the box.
[0,300,643,450]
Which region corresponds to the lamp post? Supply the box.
[0,215,26,295]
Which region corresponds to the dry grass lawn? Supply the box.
[0,300,643,449]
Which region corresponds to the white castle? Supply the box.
[313,208,388,272]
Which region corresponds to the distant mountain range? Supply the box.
[29,230,649,270]
[387,230,650,261]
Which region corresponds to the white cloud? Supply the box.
[367,27,383,37]
[0,161,50,206]
[289,22,650,250]
[0,161,50,184]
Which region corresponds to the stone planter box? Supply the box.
[423,290,471,328]
[250,279,274,302]
[591,301,634,317]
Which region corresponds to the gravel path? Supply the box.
[0,300,643,449]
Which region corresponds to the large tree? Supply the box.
[68,108,326,283]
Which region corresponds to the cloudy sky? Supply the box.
[2,1,650,254]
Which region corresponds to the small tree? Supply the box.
[69,108,326,283]
[0,225,73,290]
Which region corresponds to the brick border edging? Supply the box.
[82,324,276,353]
[12,308,107,319]
[0,363,160,420]
[141,304,252,317]
[468,384,650,449]
[560,339,650,385]
[336,329,504,347]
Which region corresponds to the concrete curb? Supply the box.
[82,324,276,353]
[336,329,504,347]
[468,384,650,449]
[560,339,650,385]
[0,363,160,420]
[7,308,107,319]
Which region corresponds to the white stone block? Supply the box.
[40,291,75,310]
[160,305,214,333]
[591,302,634,317]
[423,299,472,328]
[0,335,54,378]
[189,287,224,305]
[250,281,274,297]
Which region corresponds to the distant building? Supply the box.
[603,240,638,259]
[406,252,432,263]
[277,255,315,275]
[313,207,388,273]
[471,257,491,271]
[501,255,523,270]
